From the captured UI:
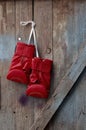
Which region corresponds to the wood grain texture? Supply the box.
[14,1,34,130]
[46,0,86,130]
[0,1,16,130]
[0,0,86,130]
[46,68,86,130]
[0,0,16,113]
[0,1,33,130]
[33,0,53,121]
[30,46,86,130]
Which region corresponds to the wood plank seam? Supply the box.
[32,0,34,21]
[30,46,86,130]
[0,76,1,110]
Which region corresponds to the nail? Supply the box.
[47,48,51,54]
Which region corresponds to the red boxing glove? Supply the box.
[7,42,35,84]
[26,57,52,98]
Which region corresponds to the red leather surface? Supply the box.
[26,57,53,98]
[7,42,35,84]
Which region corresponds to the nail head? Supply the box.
[47,48,51,54]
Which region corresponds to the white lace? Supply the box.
[20,21,39,57]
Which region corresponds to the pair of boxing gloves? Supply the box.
[7,21,53,98]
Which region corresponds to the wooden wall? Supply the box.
[0,0,86,130]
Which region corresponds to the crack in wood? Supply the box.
[32,0,34,21]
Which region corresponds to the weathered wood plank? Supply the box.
[33,0,53,121]
[15,1,34,130]
[0,1,16,130]
[46,68,86,130]
[30,46,86,130]
[0,109,16,130]
[34,0,52,59]
[52,0,76,94]
[0,1,86,130]
[0,0,16,110]
[49,2,76,129]
[46,0,86,129]
[0,1,33,130]
[74,69,86,130]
